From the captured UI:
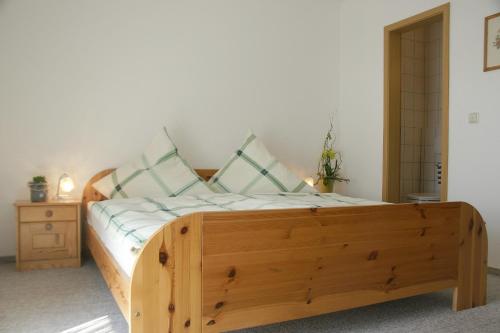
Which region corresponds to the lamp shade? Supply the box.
[57,173,74,199]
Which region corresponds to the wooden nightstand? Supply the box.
[14,200,81,270]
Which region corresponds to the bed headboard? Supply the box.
[81,168,218,220]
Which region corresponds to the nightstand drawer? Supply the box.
[19,205,77,222]
[19,221,77,261]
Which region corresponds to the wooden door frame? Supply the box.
[382,3,450,203]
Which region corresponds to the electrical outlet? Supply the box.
[468,112,479,124]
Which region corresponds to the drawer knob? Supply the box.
[45,223,53,231]
[45,210,53,218]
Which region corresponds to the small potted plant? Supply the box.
[28,176,48,202]
[316,120,349,192]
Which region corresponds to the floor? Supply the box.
[0,260,499,333]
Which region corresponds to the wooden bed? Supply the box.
[82,168,488,333]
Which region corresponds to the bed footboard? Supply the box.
[129,202,487,333]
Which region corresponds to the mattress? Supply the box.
[87,193,383,277]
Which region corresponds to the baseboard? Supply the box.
[489,267,500,276]
[0,256,15,264]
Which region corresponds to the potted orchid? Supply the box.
[315,120,349,193]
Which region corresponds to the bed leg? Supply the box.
[452,204,488,311]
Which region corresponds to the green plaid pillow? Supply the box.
[93,127,213,199]
[208,131,316,194]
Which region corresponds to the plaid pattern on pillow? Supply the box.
[93,127,213,199]
[208,131,316,194]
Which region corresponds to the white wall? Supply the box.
[338,0,500,268]
[3,0,498,270]
[0,0,341,256]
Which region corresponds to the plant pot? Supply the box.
[318,178,334,193]
[29,182,48,202]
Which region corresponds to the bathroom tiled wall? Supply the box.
[399,22,442,202]
[422,21,442,194]
[400,28,426,201]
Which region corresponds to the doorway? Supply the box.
[383,3,450,203]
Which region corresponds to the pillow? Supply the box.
[208,131,316,194]
[93,127,213,199]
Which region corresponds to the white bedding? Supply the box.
[87,193,383,277]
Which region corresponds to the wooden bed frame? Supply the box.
[82,169,488,333]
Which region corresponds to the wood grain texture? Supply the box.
[81,168,487,333]
[15,200,82,206]
[126,202,487,333]
[15,201,81,271]
[19,205,77,222]
[452,204,488,310]
[19,221,77,261]
[129,222,173,333]
[201,203,464,332]
[86,223,131,320]
[81,168,216,330]
[17,258,81,271]
[130,214,203,333]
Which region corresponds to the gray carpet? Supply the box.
[0,260,499,333]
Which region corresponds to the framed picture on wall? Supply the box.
[484,12,500,72]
